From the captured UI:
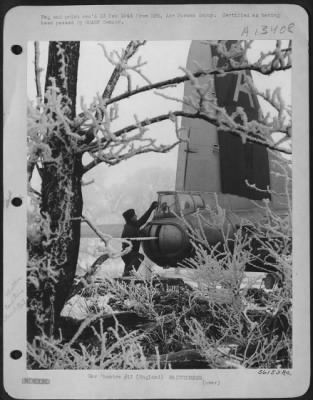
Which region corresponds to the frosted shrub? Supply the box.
[175,194,292,368]
[27,322,160,370]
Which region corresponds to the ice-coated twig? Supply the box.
[34,41,43,102]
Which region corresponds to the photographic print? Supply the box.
[3,4,309,399]
[26,39,292,370]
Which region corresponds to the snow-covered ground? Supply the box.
[78,238,265,283]
[63,238,266,320]
[77,237,157,279]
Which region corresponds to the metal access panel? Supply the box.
[182,119,221,192]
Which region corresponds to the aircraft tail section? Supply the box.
[175,41,220,193]
[176,41,272,202]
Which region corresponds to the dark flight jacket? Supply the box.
[121,205,155,265]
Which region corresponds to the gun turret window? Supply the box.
[156,194,176,217]
[193,194,205,209]
[178,194,195,214]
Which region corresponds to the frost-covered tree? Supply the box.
[27,40,291,338]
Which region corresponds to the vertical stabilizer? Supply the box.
[175,42,220,193]
[176,41,271,202]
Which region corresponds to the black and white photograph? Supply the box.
[26,39,292,369]
[2,4,310,399]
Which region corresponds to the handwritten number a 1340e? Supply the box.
[241,23,295,37]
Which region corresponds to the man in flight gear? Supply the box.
[121,201,158,277]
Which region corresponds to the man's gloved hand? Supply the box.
[151,201,159,210]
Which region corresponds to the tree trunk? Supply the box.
[28,42,82,339]
[41,155,83,323]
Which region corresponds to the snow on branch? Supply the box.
[103,42,291,109]
[210,40,292,73]
[56,42,68,92]
[34,41,43,103]
[82,114,185,173]
[247,79,291,139]
[80,106,291,174]
[77,41,146,145]
[29,40,292,179]
[27,80,87,186]
[99,62,289,112]
[75,41,291,146]
[80,104,291,159]
[98,41,151,87]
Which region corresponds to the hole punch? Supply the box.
[11,45,23,55]
[11,197,23,207]
[10,350,22,360]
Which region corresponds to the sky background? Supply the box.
[27,40,291,223]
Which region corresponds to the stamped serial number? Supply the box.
[258,369,292,376]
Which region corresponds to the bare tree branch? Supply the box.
[30,40,292,179]
[81,110,291,159]
[76,47,291,144]
[83,41,146,145]
[83,140,180,173]
[103,61,291,108]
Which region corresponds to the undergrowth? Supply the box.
[27,193,292,370]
